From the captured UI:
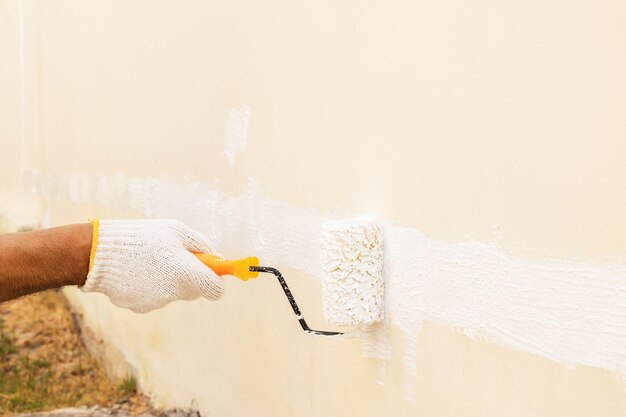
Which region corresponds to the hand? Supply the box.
[82,219,224,313]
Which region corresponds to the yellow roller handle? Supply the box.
[194,253,260,282]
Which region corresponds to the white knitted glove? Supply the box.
[82,219,224,313]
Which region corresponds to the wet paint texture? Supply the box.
[37,173,626,397]
[223,103,251,165]
[321,219,385,326]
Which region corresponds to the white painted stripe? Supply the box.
[38,173,626,398]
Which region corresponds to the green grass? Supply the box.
[0,292,152,416]
[0,319,57,413]
[0,315,85,414]
[0,319,16,359]
[117,376,137,398]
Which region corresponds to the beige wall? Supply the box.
[0,0,22,199]
[2,0,626,415]
[0,0,40,230]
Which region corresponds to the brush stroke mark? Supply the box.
[223,103,251,165]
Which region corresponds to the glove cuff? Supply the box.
[88,218,99,273]
[82,220,139,294]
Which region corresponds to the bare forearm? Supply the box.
[0,224,91,302]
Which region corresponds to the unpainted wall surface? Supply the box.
[0,0,22,216]
[0,0,39,229]
[2,0,626,416]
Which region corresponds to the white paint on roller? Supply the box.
[223,103,251,165]
[37,173,626,399]
[320,219,384,326]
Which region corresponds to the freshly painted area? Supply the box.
[223,103,251,165]
[32,173,626,400]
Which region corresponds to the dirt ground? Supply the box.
[0,290,154,416]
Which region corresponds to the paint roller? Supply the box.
[194,219,384,337]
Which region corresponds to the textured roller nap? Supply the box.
[320,220,384,326]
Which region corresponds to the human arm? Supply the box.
[0,219,224,311]
[0,223,91,302]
